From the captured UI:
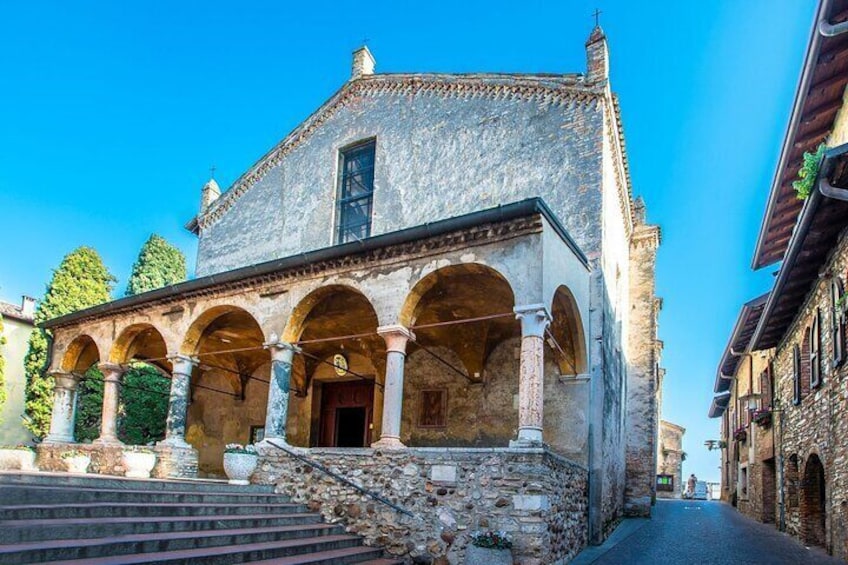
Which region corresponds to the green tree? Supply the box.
[118,364,170,445]
[74,365,104,442]
[125,235,186,296]
[0,314,7,422]
[24,247,116,438]
[111,235,186,444]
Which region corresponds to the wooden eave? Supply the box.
[753,0,848,269]
[713,293,769,394]
[753,145,848,350]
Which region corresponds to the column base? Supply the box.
[510,427,543,447]
[153,443,198,479]
[157,436,192,450]
[42,434,75,444]
[371,437,406,449]
[93,436,124,447]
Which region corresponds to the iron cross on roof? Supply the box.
[593,8,602,26]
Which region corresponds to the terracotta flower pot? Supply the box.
[223,452,258,485]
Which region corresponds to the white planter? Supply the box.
[223,452,258,485]
[122,451,157,479]
[63,454,91,474]
[0,449,36,471]
[465,545,513,565]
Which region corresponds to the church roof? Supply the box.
[190,69,629,234]
[43,197,589,330]
[752,0,848,269]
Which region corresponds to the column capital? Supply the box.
[263,339,301,361]
[168,354,199,375]
[97,362,124,381]
[514,304,552,338]
[377,325,415,354]
[48,371,79,391]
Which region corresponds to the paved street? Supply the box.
[576,500,844,565]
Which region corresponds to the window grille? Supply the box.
[831,279,845,368]
[336,140,376,244]
[793,344,801,405]
[811,309,821,389]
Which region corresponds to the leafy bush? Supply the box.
[470,530,512,550]
[793,144,826,200]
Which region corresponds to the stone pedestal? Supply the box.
[94,363,124,446]
[43,372,80,444]
[513,305,551,446]
[372,325,414,449]
[153,444,199,479]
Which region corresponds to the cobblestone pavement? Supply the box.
[581,499,844,564]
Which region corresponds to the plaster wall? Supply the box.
[195,82,605,278]
[0,316,35,445]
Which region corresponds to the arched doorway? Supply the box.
[60,335,102,442]
[110,324,172,445]
[183,306,270,476]
[399,264,519,447]
[284,286,383,448]
[801,454,826,548]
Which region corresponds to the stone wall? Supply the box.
[656,420,684,499]
[195,77,605,278]
[35,442,198,479]
[768,226,848,560]
[254,446,588,565]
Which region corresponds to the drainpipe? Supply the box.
[819,17,848,37]
[776,395,786,532]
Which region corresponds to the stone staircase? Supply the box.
[0,471,401,564]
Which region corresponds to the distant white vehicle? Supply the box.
[693,481,709,500]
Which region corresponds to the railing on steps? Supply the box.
[265,439,416,519]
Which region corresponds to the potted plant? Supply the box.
[733,426,748,443]
[61,450,91,474]
[465,530,512,565]
[752,407,772,427]
[223,443,258,485]
[122,446,157,479]
[0,445,36,471]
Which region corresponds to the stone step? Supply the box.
[0,485,288,505]
[0,501,308,520]
[0,512,326,543]
[40,536,377,564]
[0,527,356,564]
[0,471,276,493]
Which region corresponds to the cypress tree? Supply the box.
[125,235,186,296]
[119,235,186,444]
[24,247,116,438]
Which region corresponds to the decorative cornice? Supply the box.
[604,93,635,239]
[51,216,544,330]
[196,74,604,232]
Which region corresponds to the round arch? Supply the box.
[110,323,171,372]
[549,285,588,376]
[60,335,101,373]
[801,453,827,548]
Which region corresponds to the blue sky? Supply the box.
[0,1,815,481]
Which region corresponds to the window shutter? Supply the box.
[811,309,821,388]
[833,279,845,368]
[793,344,801,405]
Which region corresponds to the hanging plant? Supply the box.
[793,144,826,200]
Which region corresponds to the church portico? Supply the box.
[38,199,593,485]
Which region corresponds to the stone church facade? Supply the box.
[38,27,661,564]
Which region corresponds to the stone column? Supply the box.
[371,325,414,449]
[44,372,80,443]
[94,363,124,445]
[513,304,551,445]
[159,354,197,448]
[262,340,300,444]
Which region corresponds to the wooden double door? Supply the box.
[318,381,374,447]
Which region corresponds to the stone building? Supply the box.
[710,0,848,559]
[37,26,661,564]
[655,420,685,499]
[0,296,36,444]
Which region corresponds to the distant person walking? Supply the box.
[686,474,697,498]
